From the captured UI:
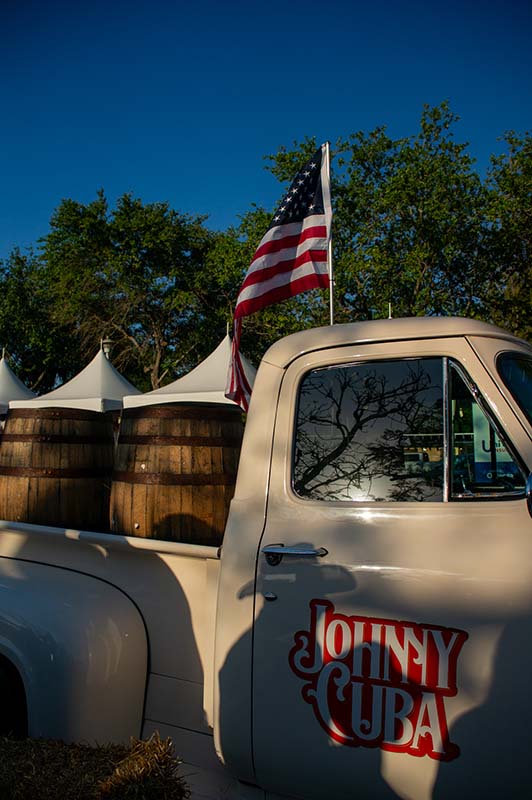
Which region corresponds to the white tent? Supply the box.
[0,356,35,414]
[9,346,141,413]
[123,335,256,409]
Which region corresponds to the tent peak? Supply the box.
[123,334,256,410]
[99,338,113,360]
[9,345,140,412]
[0,356,35,412]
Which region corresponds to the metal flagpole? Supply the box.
[324,141,334,325]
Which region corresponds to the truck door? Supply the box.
[252,338,532,800]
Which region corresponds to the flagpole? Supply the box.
[328,236,334,326]
[324,141,334,326]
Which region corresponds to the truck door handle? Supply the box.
[262,544,328,566]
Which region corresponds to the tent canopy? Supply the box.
[0,356,35,414]
[10,348,140,412]
[123,335,256,409]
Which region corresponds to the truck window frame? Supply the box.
[496,350,532,427]
[290,355,527,504]
[447,360,527,501]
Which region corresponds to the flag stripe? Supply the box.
[244,236,328,283]
[251,224,327,262]
[237,256,328,308]
[225,319,252,412]
[235,263,329,318]
[240,246,328,292]
[252,214,327,247]
[236,273,329,319]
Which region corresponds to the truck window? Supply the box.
[293,357,526,503]
[496,351,532,426]
[293,358,444,502]
[450,363,526,498]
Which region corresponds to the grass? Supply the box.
[0,732,190,800]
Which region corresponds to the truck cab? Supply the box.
[215,317,532,799]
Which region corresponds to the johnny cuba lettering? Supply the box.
[289,600,468,761]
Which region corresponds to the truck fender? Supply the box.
[0,556,148,743]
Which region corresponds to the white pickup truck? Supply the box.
[0,316,531,800]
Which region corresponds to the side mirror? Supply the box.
[527,474,532,518]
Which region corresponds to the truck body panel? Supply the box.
[0,523,220,748]
[261,317,525,369]
[213,359,283,782]
[0,555,147,742]
[250,329,532,799]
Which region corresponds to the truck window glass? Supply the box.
[293,358,444,502]
[450,363,526,498]
[496,352,532,426]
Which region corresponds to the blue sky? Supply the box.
[2,0,531,260]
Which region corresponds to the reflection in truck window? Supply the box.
[293,357,527,504]
[450,363,526,498]
[496,352,532,426]
[293,358,444,502]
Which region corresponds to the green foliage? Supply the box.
[0,250,81,392]
[264,103,492,326]
[485,131,532,340]
[42,191,215,390]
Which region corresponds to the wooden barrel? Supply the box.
[0,408,114,532]
[110,403,244,545]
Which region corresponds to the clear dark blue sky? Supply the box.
[2,0,531,260]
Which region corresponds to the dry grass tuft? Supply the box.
[99,733,189,799]
[0,732,189,799]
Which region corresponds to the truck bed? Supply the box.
[0,520,221,767]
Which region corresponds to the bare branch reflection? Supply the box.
[294,359,443,502]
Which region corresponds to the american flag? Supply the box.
[226,144,332,411]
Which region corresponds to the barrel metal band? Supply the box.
[123,405,241,421]
[1,434,112,444]
[112,470,235,486]
[118,435,242,447]
[0,466,113,479]
[7,408,108,421]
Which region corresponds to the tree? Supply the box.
[41,192,215,390]
[264,103,492,325]
[0,249,80,392]
[485,131,532,340]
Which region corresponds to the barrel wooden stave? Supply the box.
[110,403,243,546]
[0,408,114,532]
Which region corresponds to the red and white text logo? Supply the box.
[289,600,468,761]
